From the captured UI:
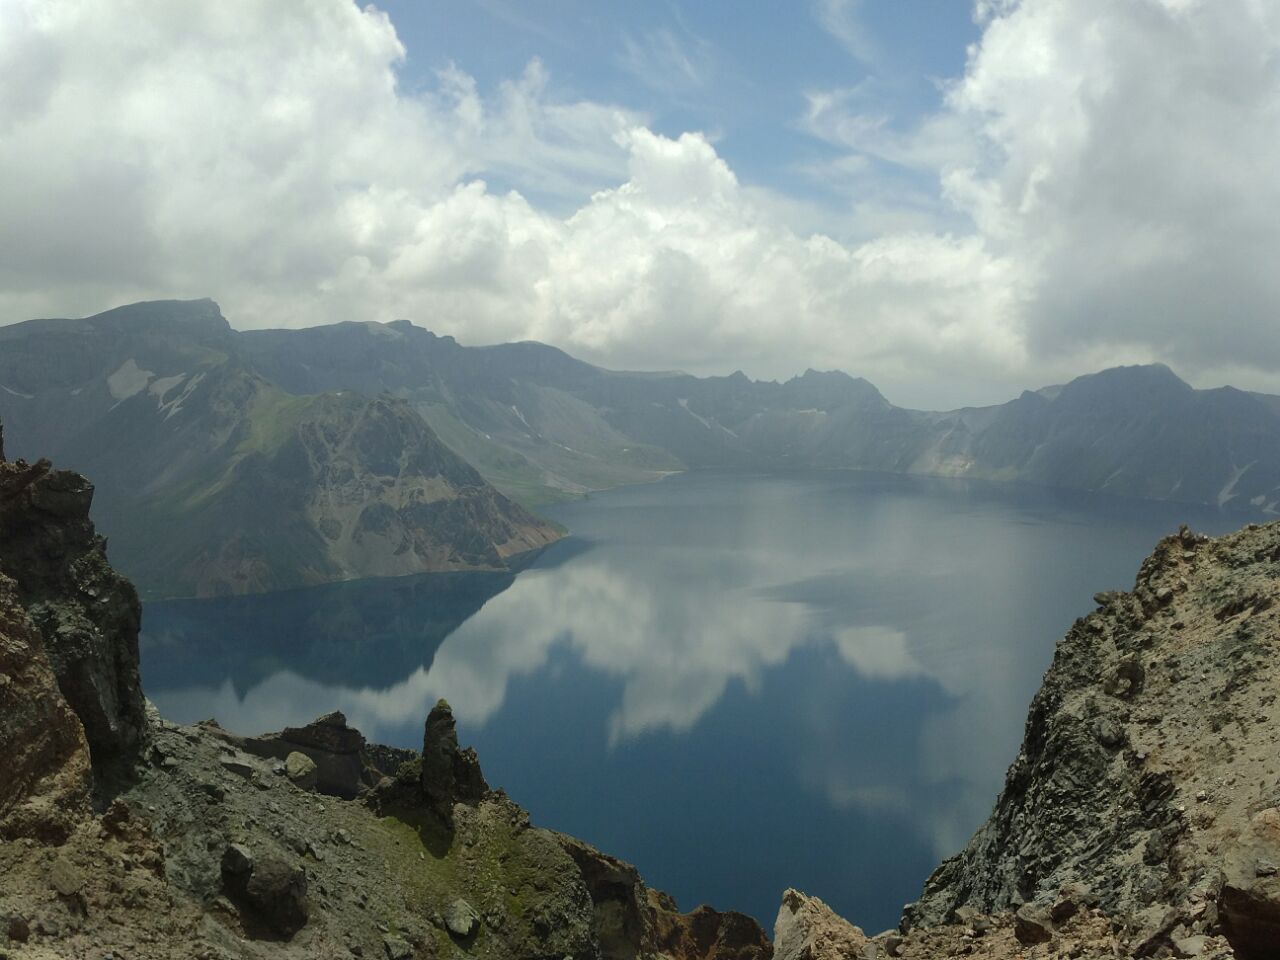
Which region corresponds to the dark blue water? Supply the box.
[140,470,1244,933]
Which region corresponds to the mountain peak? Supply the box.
[1056,362,1193,407]
[88,298,229,332]
[785,368,887,408]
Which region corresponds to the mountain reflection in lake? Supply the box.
[141,470,1243,932]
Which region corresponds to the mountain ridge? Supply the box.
[235,306,1280,513]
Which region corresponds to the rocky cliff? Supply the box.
[0,451,766,958]
[0,456,146,789]
[770,520,1280,959]
[890,519,1280,957]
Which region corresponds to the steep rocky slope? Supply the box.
[0,454,145,788]
[0,451,767,958]
[894,518,1280,957]
[767,518,1280,959]
[99,375,561,599]
[0,302,561,598]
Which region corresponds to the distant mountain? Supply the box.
[4,299,1279,598]
[0,300,560,598]
[241,320,683,505]
[240,315,1280,515]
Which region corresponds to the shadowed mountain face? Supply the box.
[0,301,561,598]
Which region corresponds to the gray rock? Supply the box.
[221,843,254,880]
[1013,904,1053,946]
[220,756,255,778]
[0,460,146,787]
[445,897,480,938]
[244,857,309,938]
[49,857,82,897]
[1173,935,1209,957]
[5,915,30,943]
[1221,864,1280,958]
[383,936,412,959]
[1050,894,1079,924]
[1093,716,1126,749]
[421,700,488,824]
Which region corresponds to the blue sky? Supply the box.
[5,0,1280,408]
[383,1,980,221]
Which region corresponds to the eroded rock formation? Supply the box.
[0,454,145,790]
[0,570,92,842]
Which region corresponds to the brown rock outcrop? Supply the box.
[0,571,91,841]
[650,888,774,960]
[0,456,145,784]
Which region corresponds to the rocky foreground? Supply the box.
[4,444,1280,959]
[0,451,769,958]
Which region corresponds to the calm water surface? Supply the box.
[140,470,1243,932]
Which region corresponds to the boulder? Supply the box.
[6,914,30,943]
[245,857,309,939]
[221,843,254,881]
[49,856,83,897]
[284,751,317,791]
[231,711,385,799]
[444,897,479,938]
[382,936,412,959]
[1013,904,1054,945]
[1219,829,1280,959]
[221,844,308,940]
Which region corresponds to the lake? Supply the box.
[139,469,1243,933]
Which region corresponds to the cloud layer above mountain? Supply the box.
[2,0,1278,406]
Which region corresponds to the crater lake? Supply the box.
[139,470,1245,932]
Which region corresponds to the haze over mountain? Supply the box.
[3,299,1279,600]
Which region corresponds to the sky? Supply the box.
[2,0,1280,408]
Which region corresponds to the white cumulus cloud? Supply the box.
[2,0,1280,405]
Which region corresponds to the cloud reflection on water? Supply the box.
[148,471,1218,867]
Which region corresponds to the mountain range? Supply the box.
[241,316,1280,512]
[3,297,1279,596]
